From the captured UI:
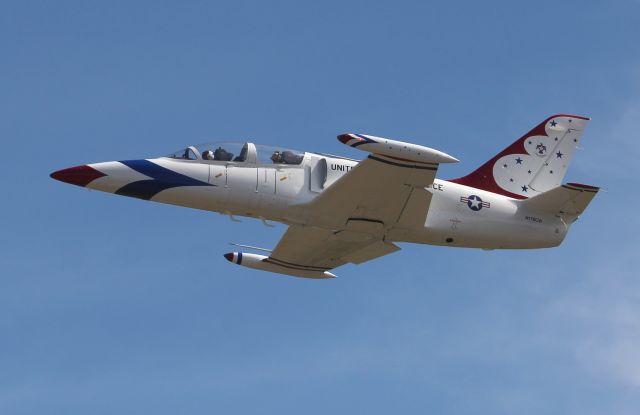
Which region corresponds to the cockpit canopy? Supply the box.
[167,142,304,165]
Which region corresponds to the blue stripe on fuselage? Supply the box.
[115,159,213,200]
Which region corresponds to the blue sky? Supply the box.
[2,0,640,413]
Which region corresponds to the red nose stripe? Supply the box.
[50,165,107,187]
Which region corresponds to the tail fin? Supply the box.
[519,182,599,219]
[450,114,590,199]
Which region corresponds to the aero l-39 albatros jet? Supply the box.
[51,114,599,278]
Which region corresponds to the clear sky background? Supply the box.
[2,1,640,414]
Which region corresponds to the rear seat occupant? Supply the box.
[271,151,282,163]
[282,151,303,164]
[214,147,233,161]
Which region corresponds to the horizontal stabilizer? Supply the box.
[519,182,599,216]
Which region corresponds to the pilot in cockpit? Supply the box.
[271,150,302,164]
[214,147,233,161]
[202,150,215,160]
[270,151,282,163]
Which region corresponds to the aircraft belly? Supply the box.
[393,212,561,249]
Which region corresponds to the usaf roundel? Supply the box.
[460,195,490,211]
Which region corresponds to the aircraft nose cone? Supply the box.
[223,253,235,262]
[50,165,107,187]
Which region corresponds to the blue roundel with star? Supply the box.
[467,195,483,211]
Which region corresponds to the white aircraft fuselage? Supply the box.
[52,115,599,278]
[82,156,563,249]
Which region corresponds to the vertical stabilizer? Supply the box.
[450,114,590,199]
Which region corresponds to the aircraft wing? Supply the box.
[304,154,442,230]
[227,135,458,278]
[266,153,446,274]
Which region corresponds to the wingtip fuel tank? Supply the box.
[337,133,459,164]
[224,252,337,279]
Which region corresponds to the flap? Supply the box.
[269,224,400,270]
